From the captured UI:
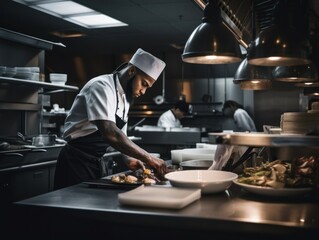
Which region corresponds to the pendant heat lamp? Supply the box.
[303,87,319,96]
[273,63,318,83]
[233,58,272,90]
[181,0,242,64]
[247,0,311,66]
[232,1,272,90]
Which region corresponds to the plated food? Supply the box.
[237,157,317,188]
[111,169,157,185]
[234,156,317,196]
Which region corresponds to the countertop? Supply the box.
[12,180,319,240]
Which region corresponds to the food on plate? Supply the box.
[237,156,317,188]
[111,168,159,185]
[143,177,156,184]
[125,175,138,183]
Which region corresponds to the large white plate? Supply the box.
[118,185,201,209]
[233,179,313,197]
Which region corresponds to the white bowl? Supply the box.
[50,73,67,85]
[165,170,238,194]
[171,148,215,164]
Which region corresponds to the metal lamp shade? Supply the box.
[233,58,272,90]
[182,22,242,64]
[181,0,242,64]
[303,87,319,96]
[295,82,319,88]
[273,63,318,82]
[247,25,311,67]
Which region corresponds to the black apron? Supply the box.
[54,74,127,190]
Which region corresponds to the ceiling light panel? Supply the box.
[13,0,128,29]
[37,1,93,15]
[68,13,127,28]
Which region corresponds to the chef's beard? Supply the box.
[125,75,135,104]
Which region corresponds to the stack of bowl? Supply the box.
[49,73,67,85]
[170,148,216,167]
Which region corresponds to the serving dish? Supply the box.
[165,170,238,194]
[84,178,142,190]
[233,179,313,197]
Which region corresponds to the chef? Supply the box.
[54,48,167,190]
[210,100,256,171]
[157,100,189,128]
[222,100,256,132]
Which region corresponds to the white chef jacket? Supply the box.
[233,108,257,132]
[63,74,130,141]
[210,108,256,171]
[157,109,181,128]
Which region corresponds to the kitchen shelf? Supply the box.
[208,132,319,148]
[0,102,41,111]
[42,111,68,116]
[0,76,78,92]
[0,27,64,50]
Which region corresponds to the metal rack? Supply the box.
[208,132,319,148]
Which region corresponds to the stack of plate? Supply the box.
[280,112,319,134]
[0,66,6,76]
[15,67,40,80]
[2,67,16,77]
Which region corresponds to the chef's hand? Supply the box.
[123,157,145,171]
[146,156,168,180]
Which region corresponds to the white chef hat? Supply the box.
[129,48,166,81]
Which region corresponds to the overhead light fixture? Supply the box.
[13,0,128,29]
[182,0,242,64]
[247,0,311,66]
[295,82,319,88]
[233,58,272,90]
[303,87,319,96]
[273,63,318,82]
[232,1,271,90]
[51,30,86,38]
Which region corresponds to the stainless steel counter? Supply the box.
[12,181,319,240]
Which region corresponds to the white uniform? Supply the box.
[157,110,181,128]
[63,74,129,141]
[210,108,256,171]
[233,108,256,132]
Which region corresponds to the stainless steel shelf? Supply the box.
[0,102,41,111]
[0,77,78,92]
[208,132,319,148]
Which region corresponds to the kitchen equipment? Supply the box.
[165,170,238,194]
[118,185,201,209]
[179,159,214,170]
[49,73,67,85]
[171,148,216,164]
[233,180,313,197]
[153,70,165,105]
[31,134,57,147]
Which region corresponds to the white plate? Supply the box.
[118,185,201,209]
[23,144,65,149]
[233,179,313,197]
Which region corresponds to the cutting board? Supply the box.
[118,185,201,209]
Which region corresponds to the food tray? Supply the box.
[83,178,142,190]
